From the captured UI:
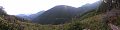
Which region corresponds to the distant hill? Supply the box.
[28,11,45,20]
[33,5,77,24]
[77,1,101,14]
[16,11,45,20]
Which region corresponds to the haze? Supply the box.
[0,0,99,15]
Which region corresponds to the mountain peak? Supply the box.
[53,5,76,8]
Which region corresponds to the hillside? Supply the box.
[63,0,120,30]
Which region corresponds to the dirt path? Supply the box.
[104,8,120,30]
[108,23,120,30]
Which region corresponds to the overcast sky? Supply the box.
[0,0,99,15]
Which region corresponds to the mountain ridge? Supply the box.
[32,1,101,24]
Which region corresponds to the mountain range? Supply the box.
[16,1,101,24]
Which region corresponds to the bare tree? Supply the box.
[103,0,120,9]
[0,6,7,15]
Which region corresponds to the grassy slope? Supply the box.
[71,8,120,30]
[65,11,110,30]
[79,14,111,30]
[0,15,65,30]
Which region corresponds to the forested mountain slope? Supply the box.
[33,1,101,24]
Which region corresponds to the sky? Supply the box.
[0,0,100,15]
